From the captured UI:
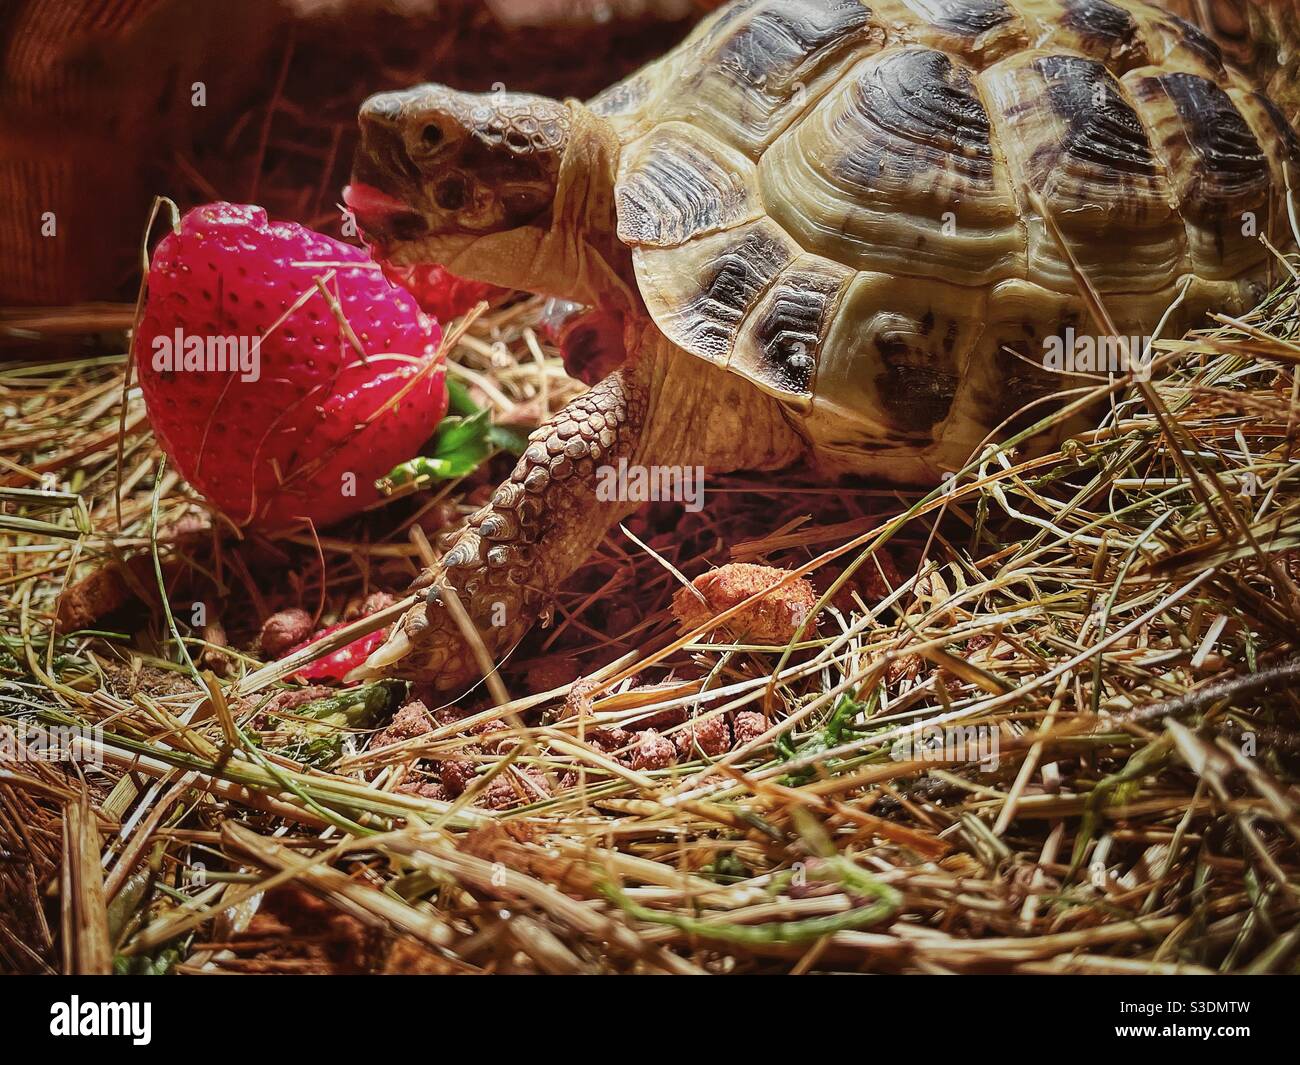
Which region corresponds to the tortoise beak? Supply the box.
[348,98,432,246]
[343,182,421,229]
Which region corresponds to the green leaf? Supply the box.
[268,681,408,768]
[435,407,491,456]
[445,376,479,417]
[379,385,524,492]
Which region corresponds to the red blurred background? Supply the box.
[0,0,706,311]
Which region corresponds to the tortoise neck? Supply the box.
[542,101,635,309]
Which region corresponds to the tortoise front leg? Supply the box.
[363,334,806,689]
[363,367,646,688]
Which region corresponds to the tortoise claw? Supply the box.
[358,623,413,674]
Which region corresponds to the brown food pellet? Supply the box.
[438,757,478,797]
[630,729,676,771]
[356,590,399,617]
[397,780,449,801]
[371,700,434,749]
[589,727,633,753]
[671,563,818,644]
[857,551,905,600]
[259,607,314,657]
[885,653,925,686]
[431,703,471,727]
[673,715,731,758]
[731,710,768,746]
[483,768,549,810]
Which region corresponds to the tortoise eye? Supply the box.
[421,124,444,148]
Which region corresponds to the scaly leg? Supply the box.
[364,368,644,688]
[363,335,805,689]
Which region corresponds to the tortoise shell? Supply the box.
[591,0,1299,470]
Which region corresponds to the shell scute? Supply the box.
[1017,0,1151,71]
[893,0,1029,63]
[616,122,761,247]
[1145,11,1227,80]
[759,45,1025,284]
[981,49,1184,292]
[1126,68,1272,276]
[634,217,801,366]
[663,0,888,157]
[731,253,852,405]
[816,271,987,439]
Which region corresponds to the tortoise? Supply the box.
[345,0,1300,688]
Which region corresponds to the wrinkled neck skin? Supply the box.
[428,102,637,313]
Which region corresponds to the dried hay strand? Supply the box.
[2,270,1300,974]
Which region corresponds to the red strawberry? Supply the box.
[286,618,392,683]
[378,261,502,322]
[135,202,447,531]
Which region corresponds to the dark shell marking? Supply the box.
[1162,13,1226,75]
[754,296,820,394]
[906,0,1018,37]
[1156,73,1268,222]
[676,0,884,151]
[590,70,656,119]
[1061,0,1148,70]
[749,269,844,396]
[1064,0,1138,42]
[617,129,754,246]
[874,332,960,430]
[841,48,995,185]
[713,0,873,87]
[1037,55,1157,178]
[674,226,794,361]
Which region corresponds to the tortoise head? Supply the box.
[347,86,572,273]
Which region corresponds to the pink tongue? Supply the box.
[343,183,412,221]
